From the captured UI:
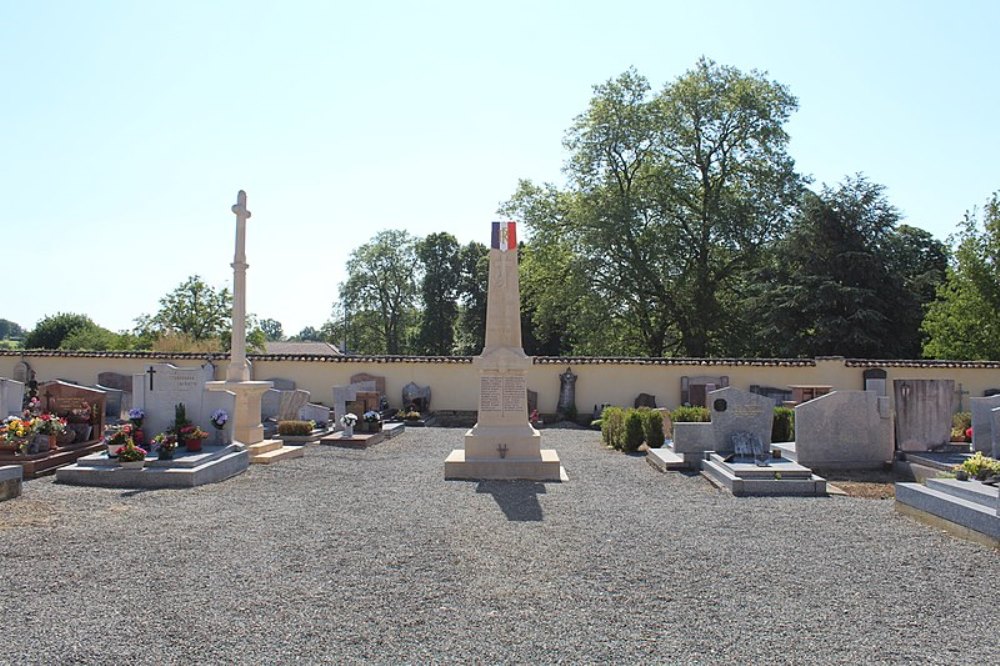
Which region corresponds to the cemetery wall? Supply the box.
[2,352,999,414]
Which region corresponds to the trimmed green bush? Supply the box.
[623,410,645,452]
[643,410,665,449]
[772,406,795,443]
[601,407,625,450]
[671,405,710,423]
[277,420,314,436]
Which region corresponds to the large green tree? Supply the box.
[415,232,460,355]
[25,312,100,349]
[506,59,803,356]
[338,230,419,355]
[135,275,232,342]
[753,176,944,358]
[0,318,25,340]
[452,241,489,355]
[923,192,1000,359]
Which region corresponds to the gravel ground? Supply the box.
[1,428,997,665]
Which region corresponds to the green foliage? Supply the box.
[277,420,314,436]
[623,410,645,452]
[752,176,944,358]
[135,275,232,343]
[671,406,710,423]
[291,325,325,342]
[338,230,419,355]
[642,409,665,449]
[259,318,284,341]
[952,411,972,431]
[954,451,1000,480]
[415,232,460,355]
[0,318,25,340]
[505,59,802,356]
[772,407,795,443]
[601,406,625,450]
[923,192,1000,360]
[25,312,100,349]
[60,325,139,351]
[453,241,489,355]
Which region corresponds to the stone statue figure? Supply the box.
[557,367,577,419]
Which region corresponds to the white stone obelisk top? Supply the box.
[227,190,251,382]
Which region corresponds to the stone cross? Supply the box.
[955,383,970,412]
[227,190,252,382]
[146,365,157,390]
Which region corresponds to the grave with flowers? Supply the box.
[55,364,250,488]
[0,380,107,478]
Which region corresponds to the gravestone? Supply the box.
[750,385,793,405]
[97,371,134,416]
[707,386,774,455]
[41,381,107,444]
[970,395,1000,454]
[991,408,1000,459]
[351,373,386,400]
[12,361,31,384]
[332,381,376,426]
[681,375,730,408]
[893,379,954,452]
[261,389,283,422]
[278,390,310,421]
[94,384,123,421]
[133,363,235,439]
[446,221,562,481]
[264,377,296,391]
[1,378,24,418]
[299,403,330,426]
[401,382,431,413]
[794,391,893,468]
[556,367,577,418]
[634,393,657,409]
[862,368,888,397]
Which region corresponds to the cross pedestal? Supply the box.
[205,380,272,446]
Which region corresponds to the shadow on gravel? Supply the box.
[475,481,547,522]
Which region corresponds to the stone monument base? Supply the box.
[444,448,564,481]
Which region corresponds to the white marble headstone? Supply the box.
[0,378,24,417]
[132,363,235,438]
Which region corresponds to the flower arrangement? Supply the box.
[363,410,381,424]
[32,413,68,436]
[117,439,147,463]
[151,432,178,456]
[103,423,137,455]
[1,416,32,453]
[67,402,93,423]
[180,425,209,441]
[340,413,358,427]
[128,407,145,427]
[210,409,228,430]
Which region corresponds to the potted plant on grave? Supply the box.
[210,409,228,445]
[0,416,32,454]
[116,439,147,469]
[362,410,382,434]
[179,425,209,452]
[151,432,178,461]
[66,401,95,443]
[31,413,68,451]
[103,423,135,458]
[340,413,358,438]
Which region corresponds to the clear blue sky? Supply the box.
[4,1,998,338]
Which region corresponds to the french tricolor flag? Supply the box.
[491,221,517,251]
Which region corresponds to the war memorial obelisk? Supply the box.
[444,221,564,481]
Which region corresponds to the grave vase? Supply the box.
[157,448,174,461]
[342,425,354,438]
[184,437,204,453]
[33,434,52,453]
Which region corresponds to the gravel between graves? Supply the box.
[2,428,997,665]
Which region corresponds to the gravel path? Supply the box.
[1,428,997,665]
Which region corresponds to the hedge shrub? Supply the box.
[671,405,710,423]
[772,407,795,443]
[623,410,645,452]
[643,410,665,449]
